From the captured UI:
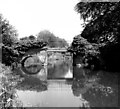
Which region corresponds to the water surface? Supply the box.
[15,60,119,107]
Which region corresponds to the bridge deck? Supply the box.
[46,48,67,52]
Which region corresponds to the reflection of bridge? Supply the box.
[20,47,72,75]
[47,79,72,89]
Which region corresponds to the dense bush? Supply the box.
[69,35,99,56]
[2,45,20,66]
[0,63,23,107]
[68,35,101,69]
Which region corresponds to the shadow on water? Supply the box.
[14,60,119,107]
[72,66,119,107]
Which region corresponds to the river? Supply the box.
[14,60,119,107]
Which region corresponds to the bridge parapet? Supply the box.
[46,48,67,52]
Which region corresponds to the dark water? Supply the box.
[15,60,119,107]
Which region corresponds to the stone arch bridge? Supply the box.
[20,47,72,76]
[21,47,72,66]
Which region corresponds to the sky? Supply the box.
[0,0,84,44]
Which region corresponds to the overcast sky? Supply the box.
[0,0,83,43]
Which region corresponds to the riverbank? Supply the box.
[0,63,23,107]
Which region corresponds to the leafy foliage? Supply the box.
[72,1,120,71]
[2,34,47,66]
[0,63,23,107]
[68,35,101,69]
[15,38,47,53]
[2,45,20,66]
[37,30,69,48]
[0,14,47,66]
[29,35,36,41]
[69,35,99,56]
[0,14,18,46]
[76,2,120,44]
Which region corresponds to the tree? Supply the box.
[74,1,120,71]
[0,14,18,66]
[0,14,18,46]
[75,1,120,44]
[29,35,36,41]
[68,35,100,69]
[0,14,47,66]
[37,30,68,48]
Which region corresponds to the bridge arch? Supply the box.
[20,47,73,75]
[21,55,44,75]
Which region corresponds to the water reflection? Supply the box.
[21,55,44,75]
[48,60,73,79]
[15,61,118,107]
[16,75,47,92]
[17,79,89,107]
[72,66,118,107]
